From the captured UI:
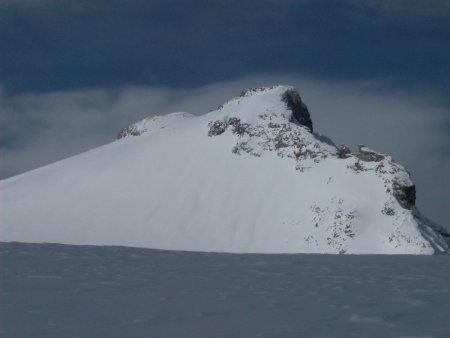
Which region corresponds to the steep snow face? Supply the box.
[1,86,448,254]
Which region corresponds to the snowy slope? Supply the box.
[1,86,448,254]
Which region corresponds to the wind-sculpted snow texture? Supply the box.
[0,86,448,254]
[1,242,450,338]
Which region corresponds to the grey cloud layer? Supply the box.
[1,75,449,227]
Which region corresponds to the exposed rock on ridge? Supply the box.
[357,145,385,162]
[282,88,313,132]
[116,112,193,139]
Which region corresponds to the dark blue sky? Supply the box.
[1,0,449,226]
[1,0,449,96]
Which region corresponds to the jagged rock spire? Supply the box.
[282,88,313,132]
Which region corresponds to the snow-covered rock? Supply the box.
[1,85,448,254]
[116,112,193,139]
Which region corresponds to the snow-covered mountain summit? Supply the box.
[1,85,448,254]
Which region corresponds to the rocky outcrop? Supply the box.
[282,89,313,132]
[207,114,336,165]
[117,126,145,139]
[357,144,385,162]
[393,181,416,209]
[338,144,352,159]
[116,112,193,140]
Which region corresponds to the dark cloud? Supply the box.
[1,0,449,95]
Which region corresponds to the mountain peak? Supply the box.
[1,85,448,254]
[212,85,313,131]
[205,86,335,163]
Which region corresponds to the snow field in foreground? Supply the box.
[1,242,449,338]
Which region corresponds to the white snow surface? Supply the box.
[0,85,446,254]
